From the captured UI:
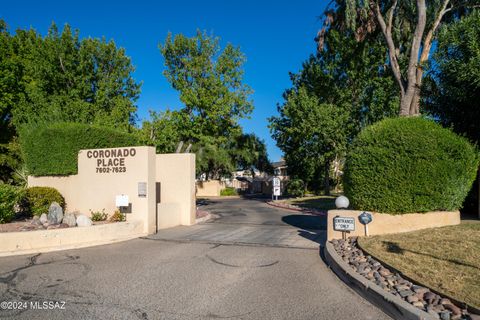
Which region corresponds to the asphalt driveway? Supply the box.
[0,197,389,320]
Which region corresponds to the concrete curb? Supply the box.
[266,201,327,216]
[324,241,437,320]
[195,213,213,224]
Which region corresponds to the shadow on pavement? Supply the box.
[282,214,327,247]
[196,199,219,207]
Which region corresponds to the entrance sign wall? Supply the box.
[28,146,196,235]
[326,209,460,241]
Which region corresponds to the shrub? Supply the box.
[90,209,108,221]
[220,187,237,196]
[344,117,479,214]
[109,210,125,222]
[24,187,65,216]
[286,179,304,198]
[0,184,23,223]
[20,122,139,176]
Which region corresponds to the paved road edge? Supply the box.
[324,241,436,320]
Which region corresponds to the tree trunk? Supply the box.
[478,168,480,219]
[409,84,421,116]
[400,91,415,116]
[324,160,330,196]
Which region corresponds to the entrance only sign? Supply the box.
[333,216,355,231]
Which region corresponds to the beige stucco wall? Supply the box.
[156,153,196,227]
[0,221,144,257]
[29,146,157,234]
[28,147,197,236]
[327,210,460,241]
[196,180,225,197]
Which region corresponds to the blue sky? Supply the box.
[1,0,328,161]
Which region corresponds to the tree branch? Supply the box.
[375,0,405,96]
[59,56,74,89]
[420,0,449,64]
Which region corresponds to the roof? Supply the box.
[272,160,286,168]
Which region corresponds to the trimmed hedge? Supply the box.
[24,186,65,216]
[344,117,479,214]
[220,187,238,196]
[0,184,23,223]
[21,123,139,176]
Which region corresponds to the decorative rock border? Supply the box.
[266,201,327,216]
[326,237,475,320]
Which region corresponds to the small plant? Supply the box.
[109,210,125,222]
[0,184,23,223]
[286,179,304,198]
[90,209,108,221]
[220,187,237,196]
[23,186,65,216]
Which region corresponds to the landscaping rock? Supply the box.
[425,292,436,301]
[39,213,48,224]
[426,307,441,319]
[330,237,470,320]
[440,311,451,320]
[413,285,429,294]
[30,216,42,226]
[76,215,93,227]
[47,202,63,224]
[62,212,77,227]
[399,290,414,298]
[443,304,462,316]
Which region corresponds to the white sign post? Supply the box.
[272,177,281,201]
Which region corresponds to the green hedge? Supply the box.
[220,187,238,196]
[344,117,479,214]
[0,184,23,223]
[24,186,65,216]
[21,123,139,176]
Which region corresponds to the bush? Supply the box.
[109,210,125,222]
[286,179,304,198]
[220,187,237,196]
[24,187,65,216]
[90,209,108,221]
[0,184,23,223]
[20,122,139,176]
[344,117,479,214]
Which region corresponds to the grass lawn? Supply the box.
[358,222,480,309]
[284,195,337,211]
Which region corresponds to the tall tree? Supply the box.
[231,133,273,178]
[325,0,479,116]
[0,20,141,184]
[270,87,349,194]
[157,30,258,179]
[159,30,253,143]
[270,27,398,193]
[10,22,141,131]
[423,10,480,216]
